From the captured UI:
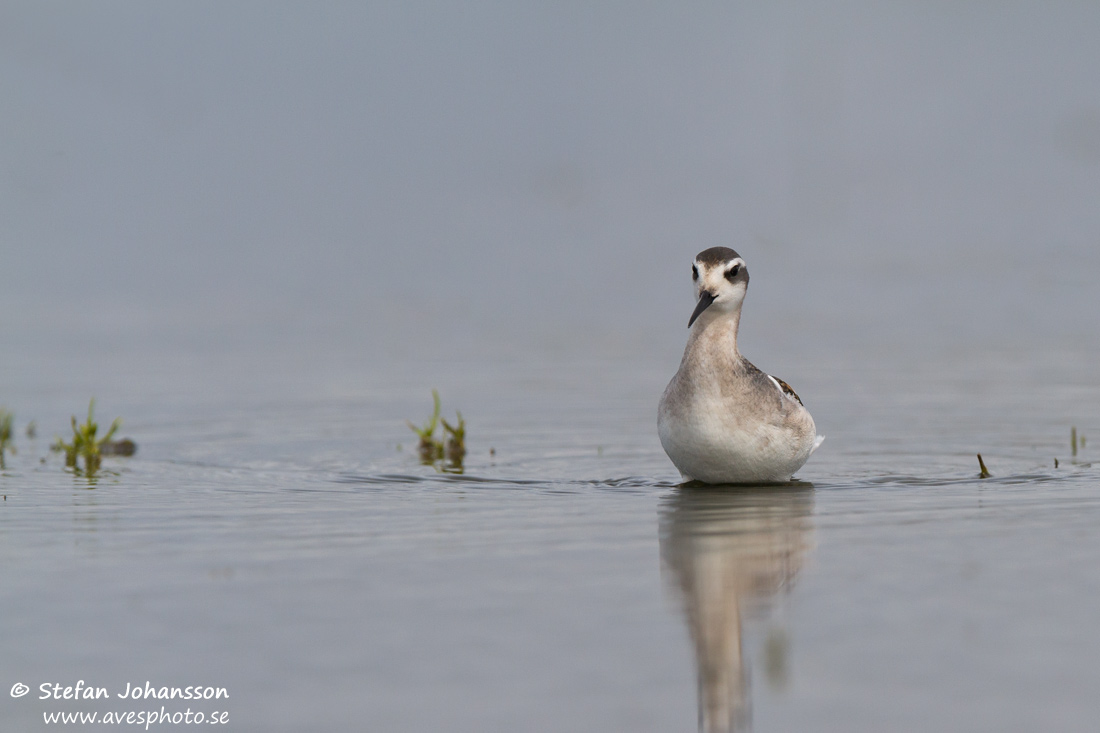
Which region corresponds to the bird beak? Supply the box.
[688,290,716,327]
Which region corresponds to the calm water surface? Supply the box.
[2,340,1098,732]
[5,4,1100,731]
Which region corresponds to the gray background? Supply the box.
[4,3,1098,383]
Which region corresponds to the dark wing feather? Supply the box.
[770,375,803,406]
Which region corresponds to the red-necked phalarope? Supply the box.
[658,247,823,484]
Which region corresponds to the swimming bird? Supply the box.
[658,247,823,484]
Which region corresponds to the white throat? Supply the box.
[688,297,743,358]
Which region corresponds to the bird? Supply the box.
[658,247,823,484]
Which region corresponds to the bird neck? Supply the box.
[685,305,742,363]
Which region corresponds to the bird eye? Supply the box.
[691,265,699,281]
[725,264,740,281]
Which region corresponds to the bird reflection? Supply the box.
[659,484,815,732]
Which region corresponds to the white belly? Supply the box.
[658,395,818,484]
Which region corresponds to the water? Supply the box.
[1,341,1098,731]
[4,3,1100,731]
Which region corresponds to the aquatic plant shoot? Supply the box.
[0,408,14,469]
[977,454,991,479]
[53,399,122,476]
[408,390,466,473]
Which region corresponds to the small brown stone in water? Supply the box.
[100,438,137,456]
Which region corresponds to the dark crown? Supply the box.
[694,246,741,267]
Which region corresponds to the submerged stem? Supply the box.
[977,454,991,479]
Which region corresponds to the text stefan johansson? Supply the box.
[39,681,228,701]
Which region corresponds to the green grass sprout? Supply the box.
[441,411,466,465]
[407,390,467,473]
[0,409,14,469]
[408,389,444,463]
[977,453,991,479]
[53,399,121,476]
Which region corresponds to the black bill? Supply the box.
[687,291,716,327]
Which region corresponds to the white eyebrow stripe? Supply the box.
[694,257,746,273]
